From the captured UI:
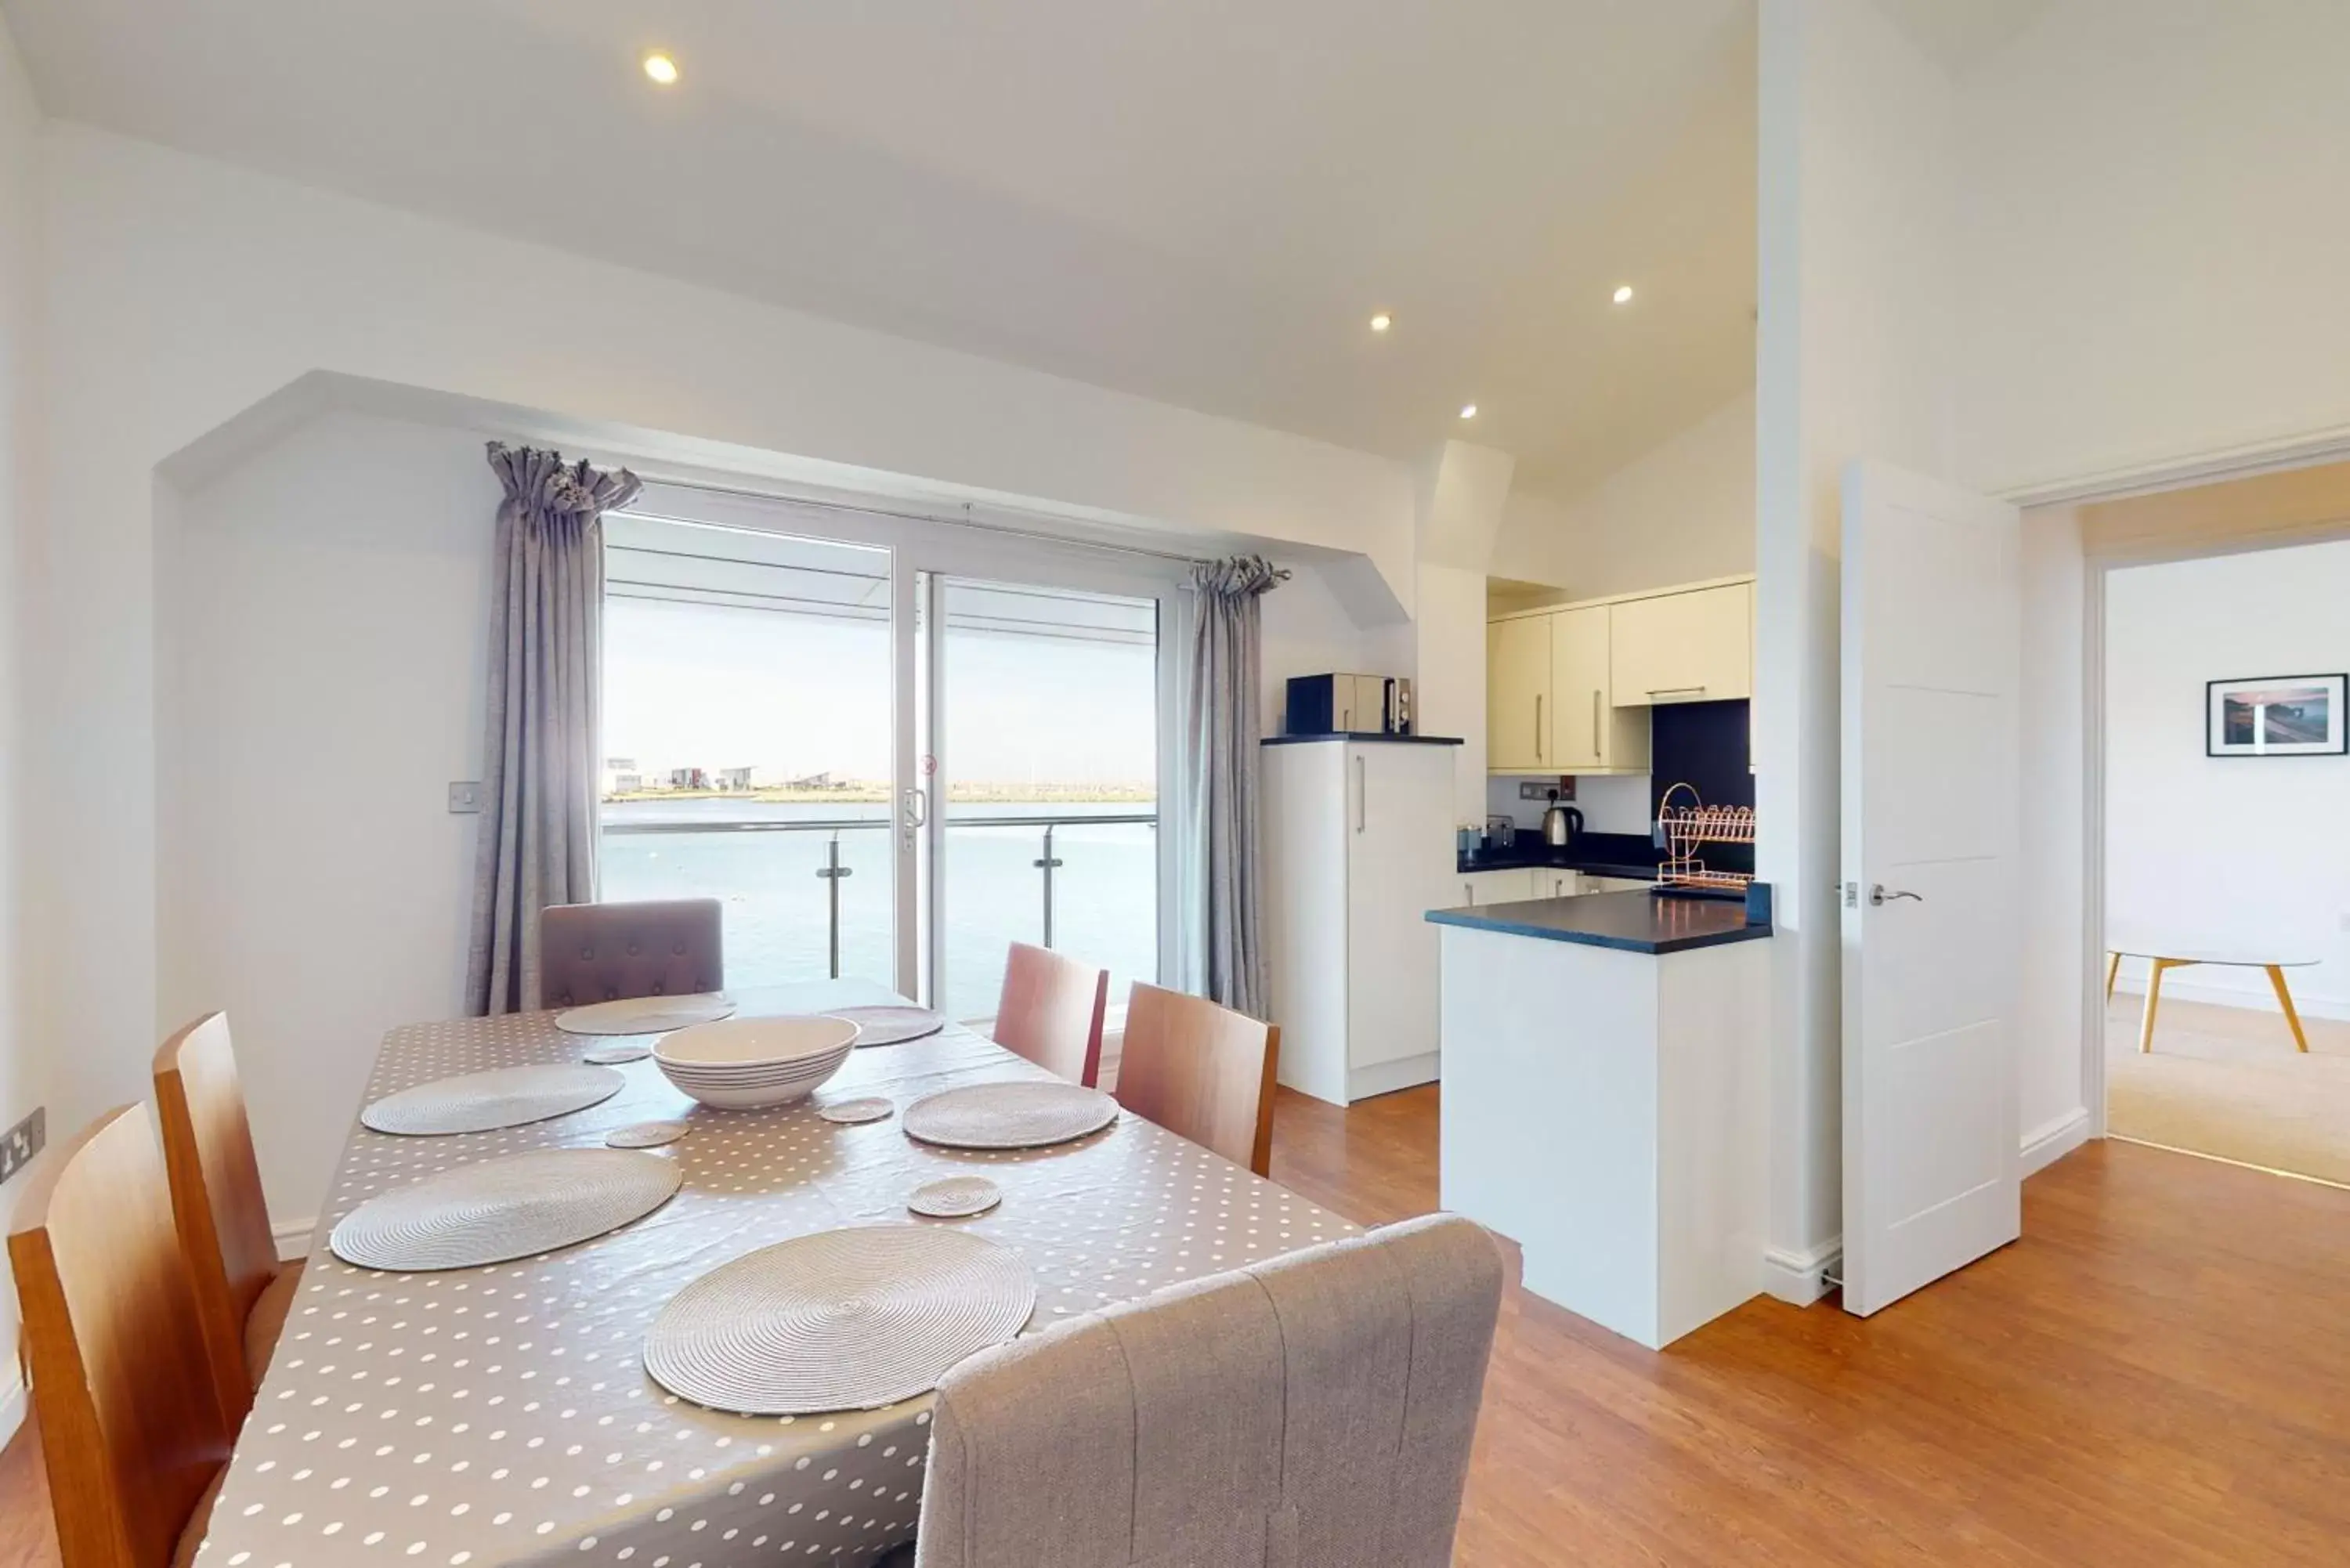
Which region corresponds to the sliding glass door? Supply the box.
[598,492,1181,1019]
[924,575,1161,1021]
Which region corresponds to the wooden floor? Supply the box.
[8,1087,2350,1566]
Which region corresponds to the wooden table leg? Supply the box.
[2106,951,2121,1003]
[2139,958,2178,1053]
[2267,966,2312,1053]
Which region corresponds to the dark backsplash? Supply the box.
[1649,699,1754,876]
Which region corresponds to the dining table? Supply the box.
[194,979,1356,1568]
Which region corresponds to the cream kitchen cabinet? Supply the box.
[1487,614,1552,771]
[1458,868,1542,906]
[1608,583,1752,706]
[1548,605,1650,774]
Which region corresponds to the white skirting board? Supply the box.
[2021,1107,2092,1176]
[276,1217,318,1262]
[1762,1237,1842,1306]
[2111,975,2350,1023]
[0,1367,23,1448]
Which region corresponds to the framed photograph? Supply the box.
[2206,674,2348,757]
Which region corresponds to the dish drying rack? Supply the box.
[1654,782,1755,897]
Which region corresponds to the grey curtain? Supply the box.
[1180,555,1288,1018]
[465,443,642,1014]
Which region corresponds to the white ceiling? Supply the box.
[1871,0,2055,70]
[3,0,1760,500]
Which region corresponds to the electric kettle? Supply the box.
[1542,792,1583,849]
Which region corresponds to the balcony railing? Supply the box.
[599,813,1157,1004]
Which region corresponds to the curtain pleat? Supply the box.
[1181,555,1287,1017]
[465,443,641,1014]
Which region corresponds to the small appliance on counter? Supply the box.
[1541,790,1583,850]
[1483,815,1517,853]
[1285,673,1413,735]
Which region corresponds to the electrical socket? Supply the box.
[448,781,484,814]
[0,1105,45,1187]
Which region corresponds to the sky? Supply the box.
[603,596,1158,785]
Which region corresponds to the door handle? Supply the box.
[1354,755,1367,835]
[1869,884,1923,905]
[903,786,928,828]
[1535,695,1543,761]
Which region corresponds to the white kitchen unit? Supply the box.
[1261,734,1461,1105]
[1549,604,1651,771]
[1608,581,1753,706]
[1431,892,1772,1349]
[1485,575,1752,774]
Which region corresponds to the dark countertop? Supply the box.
[1261,732,1463,746]
[1425,890,1773,955]
[1458,829,1662,880]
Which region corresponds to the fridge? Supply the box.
[1259,733,1462,1105]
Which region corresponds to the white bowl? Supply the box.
[655,1015,861,1069]
[655,1040,854,1110]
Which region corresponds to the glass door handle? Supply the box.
[903,786,928,828]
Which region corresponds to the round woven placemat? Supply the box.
[360,1064,624,1137]
[908,1176,1002,1219]
[901,1082,1119,1151]
[330,1148,681,1271]
[555,993,737,1036]
[606,1120,690,1149]
[581,1042,652,1064]
[642,1225,1034,1414]
[817,1097,895,1125]
[828,1005,948,1047]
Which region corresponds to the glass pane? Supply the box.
[938,579,1159,1022]
[598,517,895,989]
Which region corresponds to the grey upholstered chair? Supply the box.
[906,1212,1504,1568]
[537,898,725,1010]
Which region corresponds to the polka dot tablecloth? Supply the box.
[195,981,1354,1568]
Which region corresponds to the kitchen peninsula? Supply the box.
[1426,887,1773,1349]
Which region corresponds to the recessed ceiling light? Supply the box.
[642,52,680,85]
[1612,284,1636,305]
[1459,403,1479,421]
[1368,312,1394,333]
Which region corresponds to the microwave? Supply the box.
[1285,674,1413,735]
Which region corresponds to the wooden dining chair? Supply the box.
[1114,981,1281,1176]
[9,1104,236,1568]
[154,1013,306,1424]
[909,1212,1505,1568]
[537,898,725,1010]
[990,942,1109,1087]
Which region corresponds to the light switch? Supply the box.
[448,781,484,814]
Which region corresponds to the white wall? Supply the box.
[2105,540,2350,1018]
[1957,0,2350,494]
[1259,565,1414,739]
[157,412,497,1228]
[1755,0,1958,1293]
[0,10,41,1436]
[31,121,1426,1162]
[1495,390,1756,599]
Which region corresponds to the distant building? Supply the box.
[783,770,838,789]
[667,767,710,791]
[718,766,756,790]
[602,758,643,795]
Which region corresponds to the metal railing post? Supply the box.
[1032,822,1063,948]
[814,830,852,979]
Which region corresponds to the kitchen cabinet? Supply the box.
[1583,875,1655,894]
[1459,868,1541,906]
[1487,615,1551,771]
[1261,735,1461,1105]
[1609,583,1752,706]
[1549,605,1651,773]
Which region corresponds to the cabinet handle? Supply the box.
[1591,690,1602,757]
[1535,695,1543,761]
[1647,685,1707,698]
[1354,755,1367,834]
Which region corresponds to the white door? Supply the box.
[1840,460,2023,1317]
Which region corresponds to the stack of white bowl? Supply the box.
[652,1015,862,1109]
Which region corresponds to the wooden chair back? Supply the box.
[154,1012,280,1424]
[1114,981,1280,1176]
[913,1213,1506,1568]
[8,1104,233,1568]
[990,942,1109,1087]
